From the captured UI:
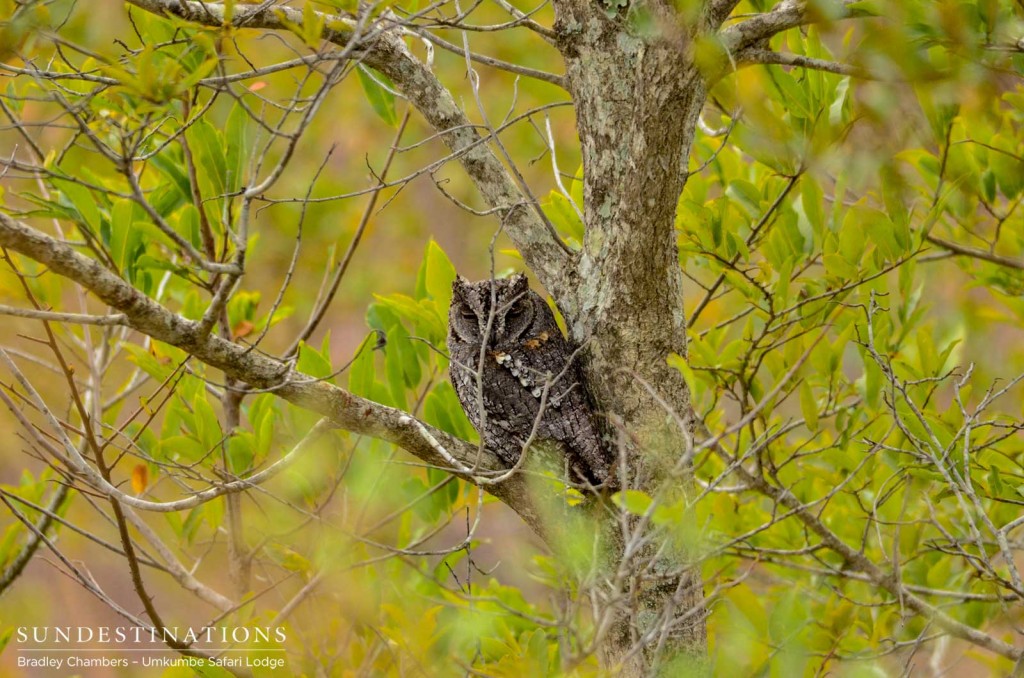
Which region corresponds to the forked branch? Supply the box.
[0,212,542,529]
[124,0,575,297]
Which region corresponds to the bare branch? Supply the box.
[735,47,872,78]
[414,29,566,87]
[0,482,69,593]
[124,0,574,296]
[0,304,127,326]
[925,233,1024,271]
[0,212,541,526]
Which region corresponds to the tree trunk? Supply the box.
[552,1,709,673]
[4,1,716,672]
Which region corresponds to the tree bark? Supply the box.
[551,1,708,673]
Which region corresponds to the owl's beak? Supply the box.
[483,316,502,348]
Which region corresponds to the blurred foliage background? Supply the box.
[0,0,1023,676]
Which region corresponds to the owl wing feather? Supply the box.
[495,333,611,483]
[449,351,538,467]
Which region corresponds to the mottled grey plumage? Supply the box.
[446,274,610,484]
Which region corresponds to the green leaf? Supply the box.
[181,505,205,544]
[53,178,102,234]
[526,629,549,675]
[177,54,220,92]
[726,179,761,219]
[160,435,208,462]
[424,240,457,311]
[109,198,144,279]
[148,148,192,204]
[800,381,819,432]
[122,343,173,381]
[227,290,261,332]
[297,338,334,381]
[862,353,882,410]
[766,65,811,121]
[224,104,248,194]
[424,382,473,440]
[0,626,12,657]
[716,338,746,369]
[823,253,859,280]
[828,76,850,126]
[374,293,445,339]
[987,465,1004,497]
[174,203,203,251]
[388,322,420,387]
[348,335,377,398]
[545,191,584,242]
[270,543,314,576]
[839,211,867,264]
[774,257,794,309]
[227,433,255,474]
[357,66,397,127]
[667,353,697,398]
[384,331,409,411]
[302,1,325,47]
[193,393,222,451]
[800,176,824,235]
[248,393,277,456]
[990,135,1024,198]
[613,490,653,516]
[186,119,228,200]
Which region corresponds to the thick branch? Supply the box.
[548,0,709,668]
[721,0,864,53]
[705,0,742,29]
[0,212,543,531]
[552,0,702,427]
[125,0,573,297]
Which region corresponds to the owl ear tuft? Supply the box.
[508,272,528,294]
[452,275,469,295]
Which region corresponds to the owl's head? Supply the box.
[449,273,539,347]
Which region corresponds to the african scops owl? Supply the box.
[446,274,611,485]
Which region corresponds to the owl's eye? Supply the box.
[507,302,527,318]
[459,308,476,320]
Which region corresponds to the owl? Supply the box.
[446,274,611,485]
